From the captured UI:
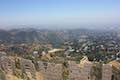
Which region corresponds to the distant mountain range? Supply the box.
[0,28,70,47]
[0,28,118,47]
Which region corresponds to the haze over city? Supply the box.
[0,0,120,29]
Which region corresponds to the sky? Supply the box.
[0,0,120,29]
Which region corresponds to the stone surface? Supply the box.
[68,61,83,80]
[38,61,63,80]
[0,56,15,74]
[102,64,112,80]
[0,55,114,80]
[21,59,36,80]
[68,56,93,80]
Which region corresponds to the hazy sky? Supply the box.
[0,0,120,29]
